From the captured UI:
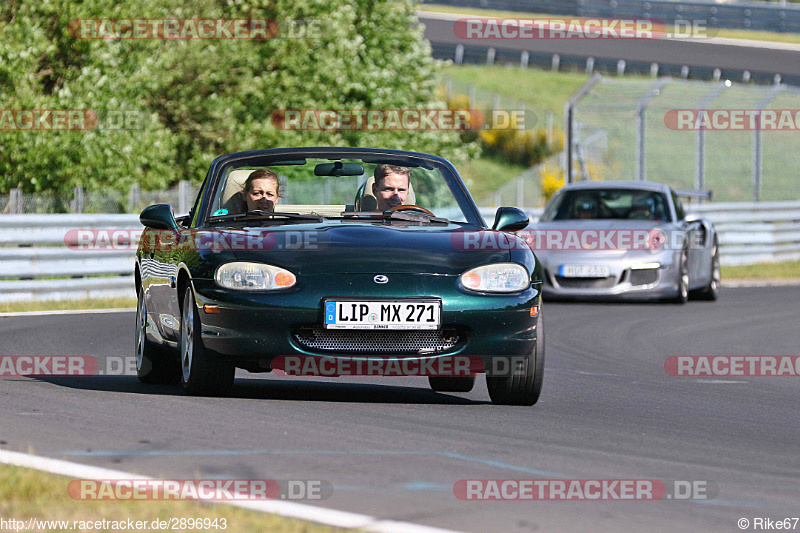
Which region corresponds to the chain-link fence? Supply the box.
[443,76,556,137]
[0,183,202,215]
[0,176,372,215]
[567,76,800,202]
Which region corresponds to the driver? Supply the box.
[372,164,411,211]
[575,197,597,219]
[242,169,281,212]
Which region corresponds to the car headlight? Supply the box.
[215,262,296,291]
[460,263,530,293]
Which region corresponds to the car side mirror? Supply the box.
[493,207,529,232]
[140,204,179,231]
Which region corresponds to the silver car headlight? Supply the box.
[460,263,530,293]
[215,262,296,291]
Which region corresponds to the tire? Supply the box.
[692,236,720,301]
[136,286,181,384]
[180,286,235,396]
[429,375,476,393]
[486,302,545,406]
[671,247,689,304]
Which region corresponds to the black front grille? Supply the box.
[629,268,658,286]
[293,326,463,355]
[554,276,617,289]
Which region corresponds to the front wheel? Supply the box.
[692,236,720,301]
[180,286,235,396]
[486,303,545,406]
[136,286,180,384]
[670,247,689,304]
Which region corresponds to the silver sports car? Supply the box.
[529,181,720,303]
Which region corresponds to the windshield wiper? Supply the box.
[343,210,449,224]
[208,210,324,223]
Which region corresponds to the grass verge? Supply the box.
[721,260,800,280]
[456,156,529,200]
[0,463,346,533]
[441,64,589,124]
[0,297,137,314]
[421,4,800,45]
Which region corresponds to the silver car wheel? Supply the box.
[710,242,720,294]
[679,249,689,300]
[181,291,194,383]
[135,293,146,371]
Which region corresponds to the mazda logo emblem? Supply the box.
[374,275,389,284]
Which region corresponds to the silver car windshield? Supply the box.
[542,189,672,222]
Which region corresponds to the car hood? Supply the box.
[211,222,512,276]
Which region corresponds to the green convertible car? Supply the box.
[135,147,545,405]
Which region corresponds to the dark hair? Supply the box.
[244,169,280,195]
[374,164,411,187]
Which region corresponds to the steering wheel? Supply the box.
[387,204,435,216]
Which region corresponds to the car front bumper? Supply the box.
[538,251,680,300]
[188,273,541,368]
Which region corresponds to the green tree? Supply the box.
[0,0,476,195]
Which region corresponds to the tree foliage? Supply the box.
[0,0,475,193]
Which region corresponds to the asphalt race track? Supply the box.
[1,286,799,532]
[419,13,800,83]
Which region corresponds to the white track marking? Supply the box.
[0,449,463,533]
[0,308,135,317]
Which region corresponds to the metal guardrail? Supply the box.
[481,201,800,267]
[0,204,797,302]
[424,0,800,33]
[0,215,140,303]
[693,201,800,265]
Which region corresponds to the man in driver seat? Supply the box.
[372,164,411,211]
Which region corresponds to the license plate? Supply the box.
[559,264,610,278]
[323,299,441,330]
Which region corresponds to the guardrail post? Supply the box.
[323,179,331,204]
[178,180,190,214]
[128,184,140,213]
[71,186,84,213]
[9,187,23,214]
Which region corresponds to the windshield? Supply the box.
[542,188,672,222]
[205,156,472,225]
